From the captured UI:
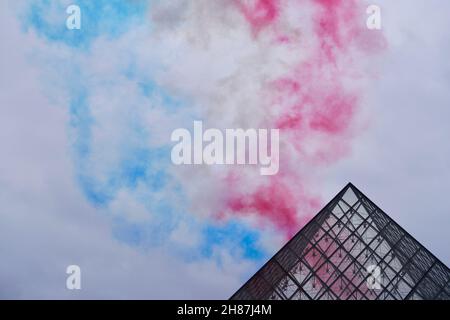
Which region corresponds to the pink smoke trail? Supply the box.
[223,0,386,238]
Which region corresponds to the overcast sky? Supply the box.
[1,1,449,299]
[326,0,450,265]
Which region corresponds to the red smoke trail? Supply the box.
[226,176,320,237]
[234,0,280,34]
[225,0,385,238]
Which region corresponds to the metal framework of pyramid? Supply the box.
[231,183,450,300]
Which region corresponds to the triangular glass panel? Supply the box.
[231,183,450,300]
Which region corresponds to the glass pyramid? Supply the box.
[231,183,450,300]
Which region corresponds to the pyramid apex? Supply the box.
[345,181,357,190]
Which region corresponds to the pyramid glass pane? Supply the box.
[231,183,450,300]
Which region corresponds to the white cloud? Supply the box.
[0,1,256,299]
